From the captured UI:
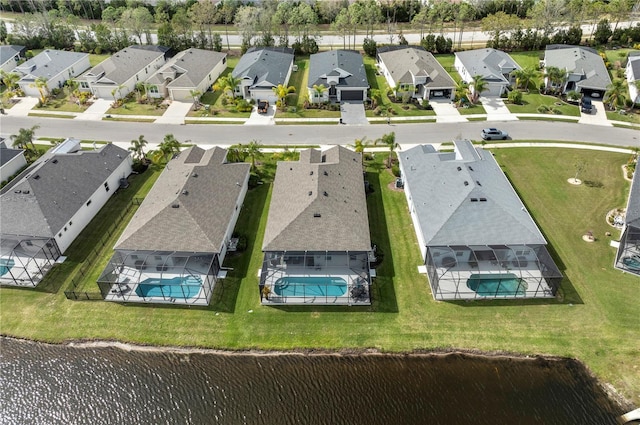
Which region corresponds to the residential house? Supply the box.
[0,45,25,73]
[0,139,27,183]
[377,46,455,100]
[77,45,168,101]
[454,48,520,97]
[615,166,640,275]
[260,146,373,305]
[232,47,294,102]
[543,45,611,98]
[626,53,640,105]
[146,48,227,102]
[14,50,90,98]
[398,141,563,300]
[98,146,250,306]
[0,139,132,287]
[308,49,369,103]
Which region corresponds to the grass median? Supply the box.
[0,146,638,404]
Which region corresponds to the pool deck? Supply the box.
[0,255,53,287]
[261,266,372,306]
[429,260,555,300]
[103,266,212,306]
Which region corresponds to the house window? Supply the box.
[69,221,72,226]
[86,200,92,206]
[58,233,62,237]
[104,182,110,192]
[80,82,89,89]
[222,57,226,64]
[136,75,139,81]
[64,227,67,232]
[149,86,159,94]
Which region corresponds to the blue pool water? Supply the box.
[466,273,527,296]
[274,276,348,297]
[135,276,203,299]
[0,258,15,276]
[622,256,640,271]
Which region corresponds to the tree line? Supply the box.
[1,0,638,54]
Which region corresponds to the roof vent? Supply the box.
[308,191,312,196]
[192,173,198,177]
[470,198,478,202]
[476,181,482,186]
[463,181,469,186]
[323,191,328,196]
[14,190,21,194]
[480,198,487,202]
[171,204,180,208]
[468,166,474,171]
[52,159,58,164]
[457,166,461,171]
[34,175,40,180]
[310,171,314,175]
[323,170,328,176]
[182,190,188,195]
[313,213,321,218]
[23,190,30,194]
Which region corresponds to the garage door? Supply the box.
[340,90,364,101]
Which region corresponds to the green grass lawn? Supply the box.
[106,99,166,116]
[509,51,543,70]
[506,92,581,116]
[434,54,459,82]
[89,54,111,67]
[606,109,640,124]
[0,146,639,405]
[35,91,88,113]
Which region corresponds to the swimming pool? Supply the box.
[135,276,202,299]
[622,256,640,271]
[274,276,348,297]
[466,273,527,297]
[0,258,15,276]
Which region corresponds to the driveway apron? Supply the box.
[480,96,518,121]
[155,101,193,125]
[578,100,612,126]
[340,102,369,125]
[245,105,275,125]
[75,99,112,121]
[429,98,467,123]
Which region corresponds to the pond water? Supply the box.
[0,338,623,425]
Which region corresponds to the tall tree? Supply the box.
[119,6,153,44]
[129,134,148,163]
[376,132,397,168]
[153,134,181,163]
[481,12,521,46]
[605,79,628,110]
[470,75,488,103]
[246,139,263,171]
[32,77,49,105]
[213,75,241,100]
[10,125,39,157]
[513,67,541,92]
[272,84,296,108]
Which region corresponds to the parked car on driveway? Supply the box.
[581,96,593,114]
[481,128,508,140]
[257,100,269,114]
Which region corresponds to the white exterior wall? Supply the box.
[18,55,90,98]
[91,55,166,100]
[1,56,20,73]
[218,169,250,265]
[53,156,132,253]
[0,152,27,182]
[307,88,329,104]
[628,60,640,104]
[250,88,277,103]
[169,57,227,101]
[398,159,428,263]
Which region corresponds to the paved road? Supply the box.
[1,115,638,148]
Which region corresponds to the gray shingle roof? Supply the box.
[625,167,640,228]
[544,45,612,91]
[0,143,130,238]
[455,48,521,83]
[232,47,294,89]
[0,145,24,167]
[308,50,368,89]
[0,45,24,64]
[115,147,250,253]
[377,46,455,89]
[399,141,547,246]
[263,146,371,252]
[14,49,88,79]
[146,48,226,88]
[85,45,166,85]
[629,56,640,81]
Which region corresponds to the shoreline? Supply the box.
[2,335,635,412]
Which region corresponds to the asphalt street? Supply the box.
[1,115,638,148]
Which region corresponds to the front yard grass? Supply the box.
[0,146,639,405]
[606,109,640,124]
[34,91,88,113]
[505,92,580,116]
[106,99,166,116]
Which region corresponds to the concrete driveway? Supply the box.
[155,100,193,125]
[480,96,517,121]
[245,105,275,125]
[4,97,38,117]
[429,98,466,123]
[75,99,112,121]
[340,102,369,125]
[578,99,612,127]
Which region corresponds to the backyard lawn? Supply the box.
[0,144,638,405]
[509,50,543,70]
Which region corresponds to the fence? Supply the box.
[64,197,143,301]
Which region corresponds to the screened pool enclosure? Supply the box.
[98,250,218,305]
[425,244,562,300]
[260,251,372,305]
[615,224,640,275]
[0,236,61,287]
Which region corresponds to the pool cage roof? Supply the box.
[0,234,61,287]
[98,250,216,285]
[615,224,640,275]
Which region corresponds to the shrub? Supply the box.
[401,92,411,104]
[373,106,382,116]
[551,107,562,114]
[363,37,377,57]
[566,90,581,102]
[421,99,429,109]
[508,90,523,105]
[391,164,400,177]
[248,172,260,188]
[537,105,550,113]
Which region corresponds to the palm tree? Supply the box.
[375,132,397,168]
[513,67,541,92]
[189,89,202,105]
[604,79,628,110]
[0,70,20,90]
[226,143,247,163]
[272,84,296,108]
[454,80,469,107]
[64,79,79,98]
[350,136,369,167]
[213,75,241,100]
[544,66,567,95]
[31,76,49,105]
[470,75,488,103]
[111,84,126,104]
[312,84,327,103]
[129,135,149,163]
[369,88,382,109]
[246,139,263,171]
[152,134,181,163]
[10,125,39,159]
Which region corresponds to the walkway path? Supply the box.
[155,101,193,125]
